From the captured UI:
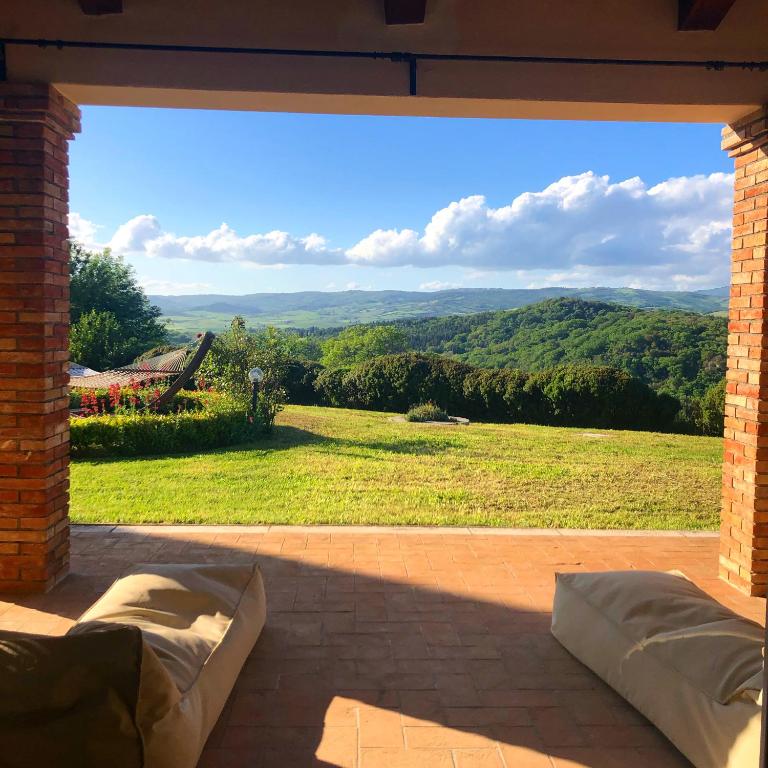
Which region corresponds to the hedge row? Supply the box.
[287,353,682,432]
[71,408,261,457]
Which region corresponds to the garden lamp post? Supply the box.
[248,367,264,414]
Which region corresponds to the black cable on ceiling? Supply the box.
[1,36,767,96]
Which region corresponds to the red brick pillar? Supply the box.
[0,84,80,593]
[721,107,768,596]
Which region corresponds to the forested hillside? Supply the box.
[394,298,727,398]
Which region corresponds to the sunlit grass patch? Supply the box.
[71,405,721,530]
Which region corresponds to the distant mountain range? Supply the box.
[152,285,730,337]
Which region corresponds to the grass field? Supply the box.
[70,405,722,529]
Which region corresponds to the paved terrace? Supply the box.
[1,525,763,768]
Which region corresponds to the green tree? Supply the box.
[69,243,167,368]
[393,298,727,399]
[321,325,409,367]
[198,317,293,431]
[699,379,726,436]
[283,334,323,362]
[70,310,133,371]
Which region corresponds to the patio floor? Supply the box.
[0,525,763,768]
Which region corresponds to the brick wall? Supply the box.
[0,84,80,593]
[721,106,768,596]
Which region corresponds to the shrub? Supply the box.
[335,353,474,413]
[462,368,530,422]
[314,365,353,407]
[671,395,701,435]
[284,358,324,405]
[522,365,679,431]
[198,318,291,431]
[70,405,263,458]
[313,354,681,433]
[405,402,450,422]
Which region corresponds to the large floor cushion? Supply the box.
[70,562,266,768]
[551,570,763,768]
[0,562,265,767]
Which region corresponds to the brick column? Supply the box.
[0,84,80,593]
[721,107,768,596]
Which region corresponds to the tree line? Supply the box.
[283,352,724,435]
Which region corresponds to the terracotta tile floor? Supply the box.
[0,525,764,767]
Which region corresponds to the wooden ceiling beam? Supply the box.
[385,0,427,25]
[78,0,123,15]
[678,0,737,30]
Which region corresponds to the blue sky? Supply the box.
[69,108,733,295]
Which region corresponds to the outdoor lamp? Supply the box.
[248,367,264,414]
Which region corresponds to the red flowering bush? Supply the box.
[70,380,200,416]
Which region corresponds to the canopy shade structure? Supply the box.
[70,346,189,390]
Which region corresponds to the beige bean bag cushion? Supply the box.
[0,562,266,768]
[551,570,763,768]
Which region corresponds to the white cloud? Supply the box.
[72,170,734,289]
[108,216,344,266]
[109,214,163,253]
[139,278,213,295]
[67,212,101,250]
[344,172,733,280]
[419,280,462,291]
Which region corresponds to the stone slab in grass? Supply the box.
[389,415,470,426]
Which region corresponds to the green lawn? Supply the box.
[70,405,722,529]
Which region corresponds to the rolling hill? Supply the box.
[395,297,727,398]
[153,285,729,337]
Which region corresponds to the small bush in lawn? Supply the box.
[405,402,451,423]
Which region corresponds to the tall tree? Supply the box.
[69,243,167,368]
[321,325,409,368]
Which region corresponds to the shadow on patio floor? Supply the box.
[4,525,752,767]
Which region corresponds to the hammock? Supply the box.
[70,332,215,408]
